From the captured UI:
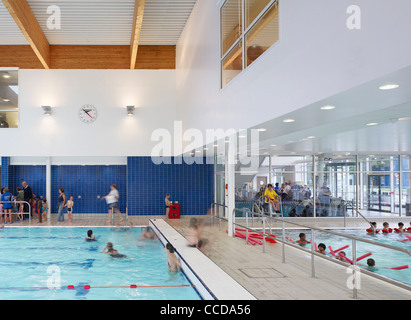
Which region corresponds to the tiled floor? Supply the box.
[165,216,411,300]
[6,213,411,300]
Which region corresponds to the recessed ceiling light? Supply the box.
[257,128,267,132]
[270,144,277,147]
[321,105,336,110]
[366,122,378,126]
[379,84,399,90]
[283,119,295,123]
[2,73,10,79]
[306,136,316,139]
[399,117,411,121]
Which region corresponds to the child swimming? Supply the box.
[165,243,181,272]
[101,242,126,258]
[296,232,311,245]
[316,243,326,254]
[85,230,96,241]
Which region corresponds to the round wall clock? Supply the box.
[79,104,98,123]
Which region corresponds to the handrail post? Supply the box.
[245,211,249,245]
[282,221,286,263]
[311,228,315,278]
[352,239,358,299]
[262,216,266,253]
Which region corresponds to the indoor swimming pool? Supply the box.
[275,228,411,286]
[0,227,201,300]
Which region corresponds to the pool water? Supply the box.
[274,229,411,286]
[0,227,201,300]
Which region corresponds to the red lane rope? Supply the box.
[0,284,194,290]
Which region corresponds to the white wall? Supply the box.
[2,69,176,157]
[176,0,411,141]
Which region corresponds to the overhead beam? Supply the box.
[2,0,50,69]
[130,0,146,69]
[0,45,176,70]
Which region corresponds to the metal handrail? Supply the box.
[210,203,411,297]
[232,207,411,256]
[0,201,32,225]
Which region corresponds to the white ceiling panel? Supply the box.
[16,0,198,45]
[0,2,29,45]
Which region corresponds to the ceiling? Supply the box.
[200,65,411,157]
[0,0,198,46]
[252,65,411,155]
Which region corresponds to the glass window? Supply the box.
[221,41,243,87]
[245,3,279,67]
[0,70,18,128]
[221,0,279,88]
[221,0,242,57]
[245,0,272,29]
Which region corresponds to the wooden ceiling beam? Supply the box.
[0,45,176,70]
[130,0,146,70]
[2,0,50,69]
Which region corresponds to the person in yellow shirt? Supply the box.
[264,184,280,212]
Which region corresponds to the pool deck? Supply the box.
[7,214,411,300]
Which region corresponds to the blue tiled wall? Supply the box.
[127,157,214,216]
[1,157,11,189]
[2,158,214,216]
[10,165,46,199]
[51,165,127,214]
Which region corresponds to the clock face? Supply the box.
[79,105,97,123]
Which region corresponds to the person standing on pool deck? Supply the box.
[65,195,74,223]
[57,188,66,222]
[1,188,13,224]
[101,184,124,224]
[165,193,171,216]
[22,181,33,219]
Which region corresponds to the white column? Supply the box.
[46,157,51,220]
[226,135,236,237]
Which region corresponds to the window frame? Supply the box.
[220,0,279,89]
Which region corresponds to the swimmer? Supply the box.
[316,243,326,255]
[396,222,406,233]
[366,258,376,271]
[85,230,96,241]
[165,243,181,272]
[141,226,156,240]
[382,222,391,233]
[336,251,347,262]
[296,233,311,245]
[368,222,378,233]
[101,242,126,258]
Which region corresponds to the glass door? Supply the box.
[367,175,391,212]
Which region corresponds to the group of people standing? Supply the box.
[0,181,41,223]
[0,181,123,224]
